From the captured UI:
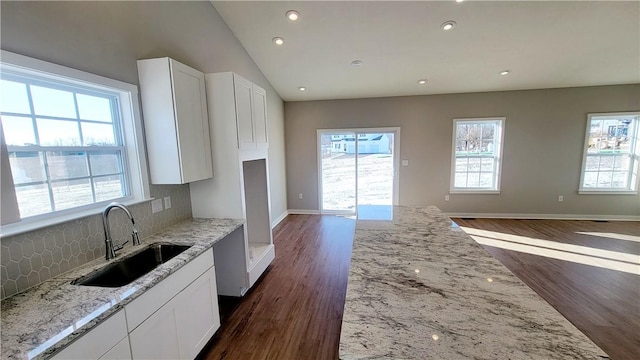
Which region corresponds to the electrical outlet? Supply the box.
[445,195,450,201]
[558,195,564,202]
[164,196,172,209]
[151,199,163,213]
[298,193,303,199]
[402,159,409,166]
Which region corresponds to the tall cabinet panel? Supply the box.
[190,72,274,297]
[137,57,212,184]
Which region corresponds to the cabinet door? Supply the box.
[175,266,220,359]
[233,74,255,150]
[170,59,213,183]
[252,84,268,149]
[99,337,131,360]
[129,301,181,360]
[52,311,128,360]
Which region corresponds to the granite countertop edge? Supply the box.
[1,217,244,360]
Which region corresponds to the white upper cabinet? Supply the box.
[137,58,213,184]
[233,73,268,150]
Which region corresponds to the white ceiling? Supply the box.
[213,1,640,102]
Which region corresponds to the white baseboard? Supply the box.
[271,210,289,229]
[287,209,321,215]
[446,212,640,221]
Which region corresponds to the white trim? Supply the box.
[317,127,401,215]
[578,111,640,193]
[450,117,505,193]
[0,197,154,238]
[446,212,640,221]
[271,210,289,229]
[288,209,321,215]
[0,50,150,232]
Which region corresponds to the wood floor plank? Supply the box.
[452,218,640,360]
[199,215,355,360]
[199,215,639,360]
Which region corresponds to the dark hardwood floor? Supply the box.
[452,218,640,360]
[198,215,355,360]
[199,215,639,360]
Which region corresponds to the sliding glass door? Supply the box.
[318,128,399,215]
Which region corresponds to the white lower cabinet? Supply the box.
[128,266,220,359]
[52,248,220,360]
[100,337,132,360]
[52,310,129,360]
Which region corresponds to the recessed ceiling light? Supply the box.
[286,10,300,21]
[441,21,456,31]
[272,37,284,46]
[417,79,427,85]
[500,69,511,76]
[351,60,363,67]
[298,86,306,91]
[456,0,464,3]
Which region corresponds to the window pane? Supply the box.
[468,158,481,172]
[8,152,45,184]
[612,155,629,170]
[583,172,598,188]
[481,124,495,140]
[90,152,121,175]
[598,156,614,171]
[1,115,35,146]
[30,85,77,118]
[76,94,113,123]
[0,80,31,114]
[596,172,612,188]
[467,173,481,187]
[94,175,125,202]
[468,124,481,140]
[81,122,116,146]
[52,178,93,210]
[46,152,88,180]
[456,124,468,141]
[585,156,599,171]
[455,158,468,172]
[454,173,467,188]
[37,119,81,146]
[481,158,494,172]
[481,141,494,154]
[479,173,493,187]
[15,183,52,217]
[612,172,628,188]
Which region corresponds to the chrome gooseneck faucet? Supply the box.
[102,202,141,260]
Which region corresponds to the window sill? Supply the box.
[578,190,638,195]
[0,197,154,238]
[449,189,501,195]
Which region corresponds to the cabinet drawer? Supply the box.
[52,310,127,360]
[125,248,213,330]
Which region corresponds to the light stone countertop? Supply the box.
[339,206,608,359]
[1,218,244,360]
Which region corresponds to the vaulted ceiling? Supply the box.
[213,1,640,101]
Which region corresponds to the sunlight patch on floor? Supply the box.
[576,231,640,244]
[460,227,640,275]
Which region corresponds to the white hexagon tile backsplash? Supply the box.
[0,184,192,299]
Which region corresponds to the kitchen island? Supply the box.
[339,206,607,359]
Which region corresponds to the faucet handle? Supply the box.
[132,229,141,246]
[113,240,129,252]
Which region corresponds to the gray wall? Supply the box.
[0,1,287,298]
[286,84,640,217]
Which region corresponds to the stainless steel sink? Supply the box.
[71,243,191,287]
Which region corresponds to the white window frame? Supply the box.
[578,112,640,194]
[0,50,150,236]
[450,117,505,194]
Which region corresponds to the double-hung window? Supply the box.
[0,51,149,232]
[450,118,505,193]
[579,112,640,193]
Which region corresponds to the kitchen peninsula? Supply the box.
[340,206,607,359]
